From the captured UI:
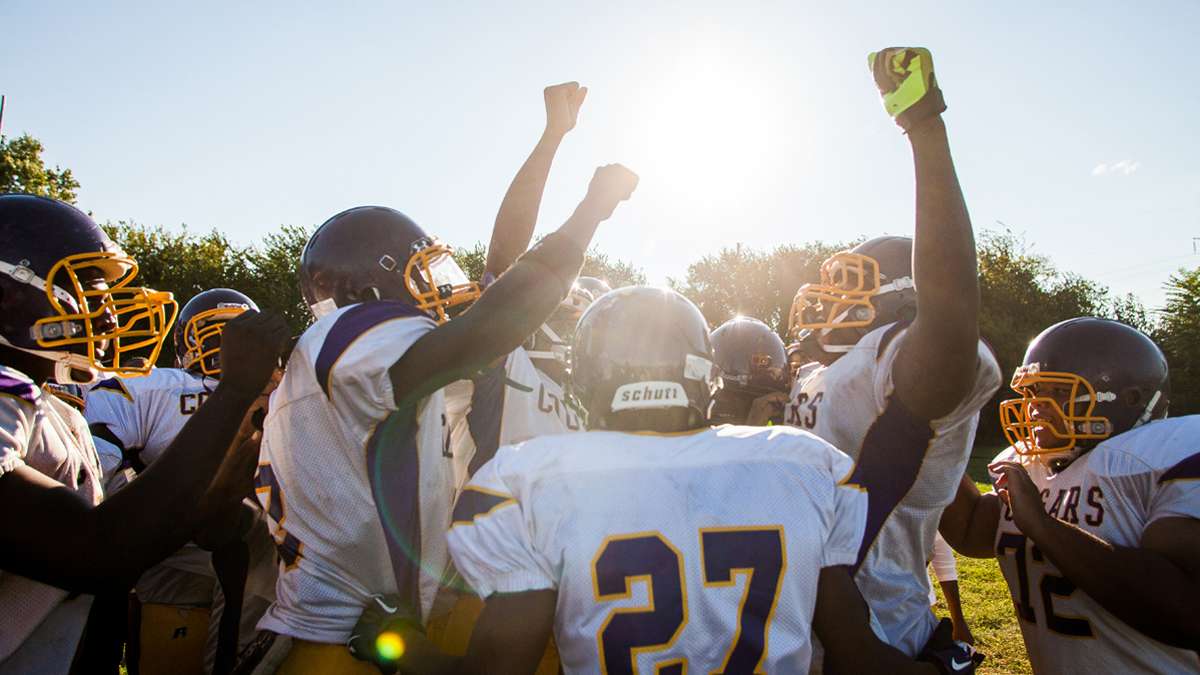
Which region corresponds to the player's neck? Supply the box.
[0,345,55,385]
[603,408,701,434]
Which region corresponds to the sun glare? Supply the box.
[630,30,792,223]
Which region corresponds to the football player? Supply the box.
[783,47,1001,656]
[0,194,288,672]
[939,317,1200,673]
[443,81,594,493]
[357,287,976,674]
[246,163,636,672]
[709,316,790,425]
[85,287,277,674]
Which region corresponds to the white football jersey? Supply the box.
[448,425,867,674]
[256,301,456,643]
[991,416,1200,674]
[85,367,219,581]
[785,322,1001,655]
[444,347,584,489]
[0,366,103,667]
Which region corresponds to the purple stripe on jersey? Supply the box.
[93,377,132,400]
[465,363,507,479]
[451,487,516,526]
[0,371,39,404]
[1160,451,1200,484]
[844,396,935,571]
[314,301,428,399]
[365,405,424,616]
[874,320,911,361]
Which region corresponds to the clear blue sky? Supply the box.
[3,1,1197,309]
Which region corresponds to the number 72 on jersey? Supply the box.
[592,526,785,675]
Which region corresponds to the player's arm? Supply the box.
[0,311,289,593]
[463,590,556,673]
[938,474,1001,558]
[870,48,981,421]
[390,165,637,404]
[484,82,587,278]
[994,461,1200,649]
[814,566,940,674]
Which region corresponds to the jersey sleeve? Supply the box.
[84,378,147,460]
[824,448,869,568]
[446,455,556,597]
[1149,450,1200,524]
[0,386,37,476]
[928,532,958,582]
[313,304,437,416]
[874,328,1002,426]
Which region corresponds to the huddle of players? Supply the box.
[0,45,1196,675]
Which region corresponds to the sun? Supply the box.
[628,29,792,224]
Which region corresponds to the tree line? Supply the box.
[5,132,1198,441]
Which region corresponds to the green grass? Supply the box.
[928,443,1031,674]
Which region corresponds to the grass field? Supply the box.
[929,443,1031,674]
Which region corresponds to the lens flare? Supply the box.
[375,631,405,661]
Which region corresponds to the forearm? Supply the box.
[484,132,564,277]
[1027,516,1200,647]
[940,581,966,623]
[392,231,585,404]
[88,384,260,580]
[909,116,978,330]
[938,475,999,558]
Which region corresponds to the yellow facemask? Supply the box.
[32,251,177,378]
[998,364,1113,456]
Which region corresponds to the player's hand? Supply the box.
[868,47,946,132]
[746,391,789,426]
[918,618,984,674]
[544,81,587,138]
[990,460,1051,536]
[582,164,638,220]
[348,594,424,673]
[217,310,290,398]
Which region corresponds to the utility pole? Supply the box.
[0,95,6,136]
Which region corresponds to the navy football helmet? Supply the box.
[0,194,176,384]
[299,206,479,323]
[571,286,719,429]
[174,288,259,377]
[709,317,789,424]
[788,235,916,356]
[525,282,594,367]
[574,276,612,300]
[1000,317,1168,466]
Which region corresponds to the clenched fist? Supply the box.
[582,164,638,220]
[544,81,588,138]
[217,310,291,398]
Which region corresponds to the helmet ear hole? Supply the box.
[1120,388,1143,407]
[895,302,917,324]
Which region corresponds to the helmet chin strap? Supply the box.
[0,337,101,385]
[1135,390,1163,427]
[525,323,569,364]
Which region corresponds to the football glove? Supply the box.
[918,618,984,675]
[346,594,423,674]
[868,47,947,132]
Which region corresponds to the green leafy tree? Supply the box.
[1156,267,1200,415]
[672,241,846,333]
[244,225,312,335]
[454,242,646,289]
[0,134,80,202]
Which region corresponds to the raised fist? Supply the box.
[544,81,588,137]
[217,310,291,398]
[583,164,638,219]
[868,47,946,132]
